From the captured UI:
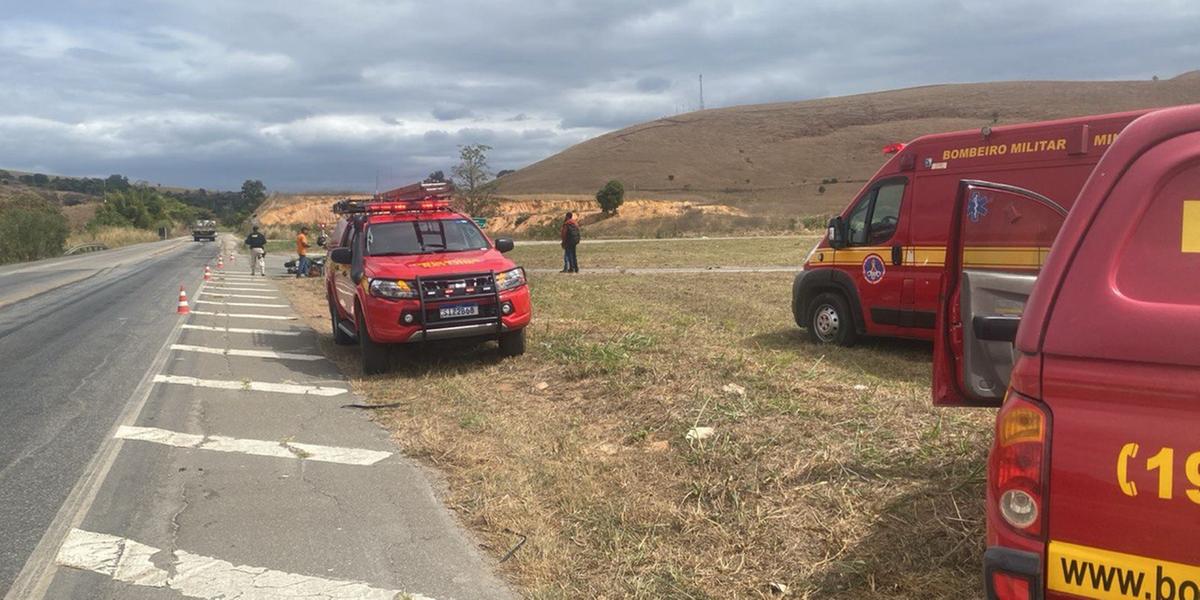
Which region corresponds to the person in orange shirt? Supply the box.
[295,227,310,278]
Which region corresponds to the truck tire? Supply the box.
[498,329,526,357]
[329,297,354,346]
[356,308,389,374]
[807,292,858,347]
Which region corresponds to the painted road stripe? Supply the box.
[153,374,346,396]
[170,343,323,361]
[204,286,272,292]
[115,425,391,465]
[181,324,302,336]
[190,310,296,320]
[56,529,430,599]
[199,292,278,299]
[195,299,289,308]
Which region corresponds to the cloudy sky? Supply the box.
[1,0,1196,191]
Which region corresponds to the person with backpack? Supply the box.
[560,212,580,273]
[244,226,268,276]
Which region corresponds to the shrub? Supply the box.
[0,195,69,264]
[595,179,625,215]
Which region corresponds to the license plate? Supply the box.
[439,304,479,319]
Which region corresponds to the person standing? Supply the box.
[244,226,267,276]
[560,212,580,273]
[295,227,311,278]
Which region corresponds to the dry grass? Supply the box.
[278,241,993,599]
[67,226,159,249]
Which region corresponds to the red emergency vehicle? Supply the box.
[793,110,1150,345]
[325,181,532,374]
[934,104,1200,599]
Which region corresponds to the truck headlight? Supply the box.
[496,267,526,291]
[369,278,417,299]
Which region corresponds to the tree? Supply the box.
[426,170,446,182]
[105,174,130,191]
[451,144,498,216]
[595,180,625,215]
[0,195,69,264]
[241,179,267,205]
[497,169,515,177]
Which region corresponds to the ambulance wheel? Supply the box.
[329,298,354,346]
[498,329,526,357]
[356,309,390,375]
[807,292,858,347]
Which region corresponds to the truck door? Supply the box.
[932,180,1066,407]
[834,177,908,334]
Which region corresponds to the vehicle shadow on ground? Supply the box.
[802,447,988,599]
[314,330,505,379]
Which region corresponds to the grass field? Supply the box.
[279,240,994,599]
[506,236,820,270]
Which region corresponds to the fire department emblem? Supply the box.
[863,254,885,284]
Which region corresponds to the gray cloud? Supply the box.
[0,0,1197,191]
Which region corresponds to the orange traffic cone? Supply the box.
[217,257,224,269]
[204,265,212,281]
[229,253,236,263]
[177,286,190,314]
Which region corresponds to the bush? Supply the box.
[0,195,69,264]
[596,180,625,215]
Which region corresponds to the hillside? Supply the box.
[495,72,1200,218]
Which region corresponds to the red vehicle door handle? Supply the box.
[891,244,903,266]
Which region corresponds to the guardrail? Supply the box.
[63,242,109,256]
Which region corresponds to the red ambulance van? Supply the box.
[933,104,1200,599]
[793,110,1149,345]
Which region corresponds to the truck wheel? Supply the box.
[807,292,858,346]
[356,309,389,374]
[329,298,354,346]
[498,329,526,357]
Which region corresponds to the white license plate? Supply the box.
[439,304,479,319]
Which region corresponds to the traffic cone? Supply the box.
[229,253,235,263]
[204,265,211,281]
[177,286,190,314]
[217,256,224,269]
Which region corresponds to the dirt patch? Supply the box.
[276,241,992,599]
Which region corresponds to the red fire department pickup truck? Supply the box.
[934,104,1200,600]
[793,109,1150,345]
[325,181,532,374]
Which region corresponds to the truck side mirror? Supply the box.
[827,216,848,249]
[329,247,352,265]
[494,238,515,253]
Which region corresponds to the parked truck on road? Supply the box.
[933,104,1200,600]
[793,110,1148,346]
[191,219,217,242]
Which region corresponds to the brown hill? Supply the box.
[496,73,1200,219]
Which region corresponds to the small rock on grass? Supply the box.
[534,382,549,391]
[769,582,790,595]
[722,383,747,397]
[852,384,868,391]
[686,426,715,441]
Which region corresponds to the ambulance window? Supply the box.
[867,182,905,245]
[846,195,872,245]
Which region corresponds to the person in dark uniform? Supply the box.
[244,226,268,276]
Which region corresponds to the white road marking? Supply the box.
[153,374,347,396]
[181,324,302,336]
[190,310,296,320]
[195,299,289,308]
[170,343,323,361]
[56,529,430,599]
[200,292,278,299]
[204,286,272,292]
[115,426,392,465]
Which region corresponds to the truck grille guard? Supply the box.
[413,270,504,342]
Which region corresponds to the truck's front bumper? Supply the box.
[362,285,532,344]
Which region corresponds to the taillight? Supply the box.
[991,570,1033,600]
[991,390,1049,538]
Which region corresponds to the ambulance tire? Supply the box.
[807,292,858,347]
[329,297,354,346]
[357,308,390,375]
[498,328,526,357]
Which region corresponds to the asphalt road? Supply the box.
[0,238,510,599]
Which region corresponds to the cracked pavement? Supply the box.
[3,238,512,599]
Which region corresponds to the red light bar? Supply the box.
[882,142,906,154]
[367,199,450,212]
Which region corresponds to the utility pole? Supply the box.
[698,74,705,111]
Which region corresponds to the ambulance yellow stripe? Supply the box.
[812,246,1047,269]
[1048,540,1200,600]
[1183,200,1200,253]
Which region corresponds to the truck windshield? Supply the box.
[366,219,489,255]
